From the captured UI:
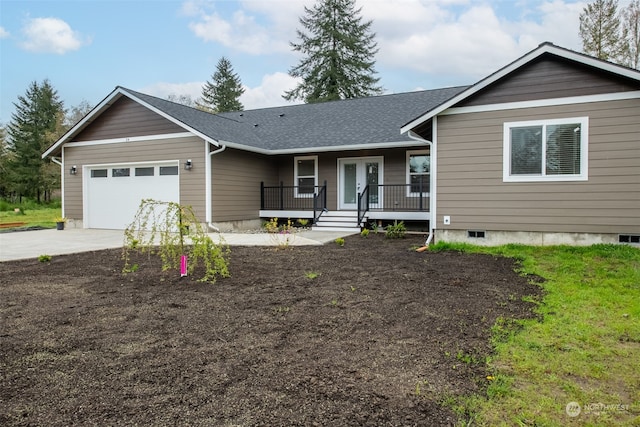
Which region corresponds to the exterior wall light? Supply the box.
[70,165,77,175]
[185,159,193,170]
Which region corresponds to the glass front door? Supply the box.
[338,157,382,210]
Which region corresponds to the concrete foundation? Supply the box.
[209,219,263,232]
[436,229,629,246]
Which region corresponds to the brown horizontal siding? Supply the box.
[436,98,640,234]
[211,149,276,222]
[63,136,206,221]
[75,96,185,141]
[459,55,640,106]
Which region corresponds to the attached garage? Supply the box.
[84,161,180,229]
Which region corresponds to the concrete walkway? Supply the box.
[0,228,355,262]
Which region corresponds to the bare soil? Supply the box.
[0,234,542,426]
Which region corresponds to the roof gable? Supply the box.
[401,42,640,134]
[458,54,640,107]
[74,96,185,141]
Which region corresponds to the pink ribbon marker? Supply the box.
[180,255,188,277]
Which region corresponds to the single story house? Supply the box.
[44,42,640,245]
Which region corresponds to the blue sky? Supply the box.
[0,0,595,125]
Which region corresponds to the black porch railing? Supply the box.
[261,181,328,220]
[357,183,429,225]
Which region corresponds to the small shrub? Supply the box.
[360,228,370,238]
[385,220,406,239]
[305,271,320,279]
[38,254,51,263]
[264,217,295,248]
[335,237,345,246]
[123,199,230,283]
[296,218,309,227]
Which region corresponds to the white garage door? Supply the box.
[85,163,180,229]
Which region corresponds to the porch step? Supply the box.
[312,211,363,233]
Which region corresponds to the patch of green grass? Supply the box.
[305,271,320,280]
[0,206,61,229]
[433,242,640,426]
[38,254,52,263]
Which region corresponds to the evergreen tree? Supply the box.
[621,0,640,69]
[284,0,382,103]
[197,57,245,113]
[6,80,64,202]
[579,0,623,62]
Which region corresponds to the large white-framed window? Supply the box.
[406,149,430,196]
[294,155,318,198]
[503,117,588,182]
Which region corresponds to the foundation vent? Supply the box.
[619,234,640,244]
[467,230,486,239]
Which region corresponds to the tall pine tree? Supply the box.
[197,57,245,113]
[579,0,623,62]
[284,0,382,103]
[6,80,64,202]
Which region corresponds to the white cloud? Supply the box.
[363,0,585,84]
[184,0,313,54]
[20,17,89,54]
[141,72,300,110]
[0,26,9,39]
[240,72,301,109]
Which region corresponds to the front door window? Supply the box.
[338,157,382,210]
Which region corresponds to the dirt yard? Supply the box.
[0,233,542,426]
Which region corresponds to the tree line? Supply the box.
[4,0,638,203]
[580,0,640,68]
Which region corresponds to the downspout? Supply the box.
[407,129,434,247]
[207,143,227,232]
[50,156,64,217]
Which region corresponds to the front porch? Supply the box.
[260,181,430,230]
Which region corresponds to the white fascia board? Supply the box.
[64,132,195,147]
[219,139,429,156]
[400,43,640,134]
[441,90,640,116]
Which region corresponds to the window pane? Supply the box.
[297,159,315,176]
[297,177,315,194]
[159,166,179,175]
[409,155,430,174]
[135,167,154,176]
[91,169,107,178]
[546,123,581,175]
[112,168,130,177]
[343,163,357,204]
[510,126,542,175]
[410,175,430,193]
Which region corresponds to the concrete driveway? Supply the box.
[0,228,354,262]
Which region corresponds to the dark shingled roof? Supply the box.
[123,86,469,152]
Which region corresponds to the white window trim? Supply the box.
[406,149,430,197]
[294,155,318,198]
[503,117,589,182]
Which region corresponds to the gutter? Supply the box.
[407,130,434,247]
[207,143,227,232]
[50,157,62,166]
